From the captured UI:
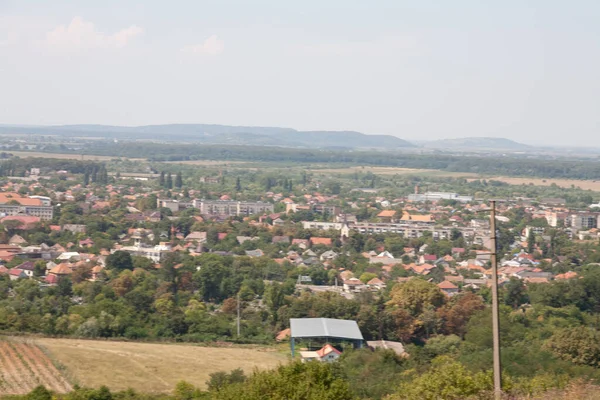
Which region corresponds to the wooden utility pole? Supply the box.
[489,200,502,399]
[237,291,241,338]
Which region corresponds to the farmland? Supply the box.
[37,338,288,393]
[0,337,72,396]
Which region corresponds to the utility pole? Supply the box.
[489,200,502,399]
[236,291,241,338]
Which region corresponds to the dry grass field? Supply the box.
[37,338,287,393]
[481,176,600,191]
[0,337,72,396]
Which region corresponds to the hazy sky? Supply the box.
[1,1,599,145]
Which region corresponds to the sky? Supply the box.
[0,1,599,146]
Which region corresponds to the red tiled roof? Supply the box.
[310,237,332,246]
[438,281,458,289]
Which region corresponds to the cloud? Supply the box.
[44,16,143,50]
[180,35,224,55]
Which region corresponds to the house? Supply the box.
[8,268,27,280]
[555,271,578,280]
[444,275,465,283]
[419,254,438,265]
[310,237,333,247]
[145,211,162,222]
[400,212,433,224]
[8,235,27,246]
[48,262,73,276]
[57,252,82,261]
[377,210,397,222]
[367,277,386,290]
[44,274,59,285]
[343,278,365,292]
[91,265,105,281]
[245,249,264,258]
[292,239,310,249]
[299,344,342,363]
[272,236,290,244]
[79,238,95,248]
[237,236,259,244]
[185,231,207,243]
[320,250,338,262]
[15,261,36,278]
[0,265,8,275]
[62,224,87,234]
[272,218,286,227]
[452,248,466,257]
[438,281,459,296]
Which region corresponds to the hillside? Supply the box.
[0,124,415,149]
[423,137,530,150]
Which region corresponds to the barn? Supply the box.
[289,318,364,357]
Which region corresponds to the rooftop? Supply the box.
[290,318,364,341]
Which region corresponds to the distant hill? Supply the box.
[423,137,530,151]
[0,124,415,149]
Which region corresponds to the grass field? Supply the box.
[309,166,478,178]
[37,338,287,393]
[163,160,249,166]
[0,337,72,396]
[6,151,143,161]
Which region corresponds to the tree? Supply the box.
[213,361,352,400]
[166,173,173,189]
[504,277,528,309]
[159,171,165,187]
[106,251,133,271]
[235,177,241,191]
[26,385,53,400]
[207,368,247,392]
[437,292,485,338]
[387,279,446,316]
[173,380,197,400]
[545,327,600,367]
[389,357,493,400]
[527,229,535,253]
[359,272,377,284]
[175,172,183,188]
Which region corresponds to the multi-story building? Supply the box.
[407,192,473,203]
[302,221,344,230]
[192,200,274,216]
[157,199,194,213]
[116,243,172,263]
[0,193,53,220]
[568,213,599,230]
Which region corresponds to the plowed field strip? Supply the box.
[13,342,72,393]
[0,343,18,395]
[29,343,73,392]
[0,342,32,394]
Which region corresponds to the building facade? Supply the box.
[193,200,274,216]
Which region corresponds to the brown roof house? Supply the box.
[438,281,459,296]
[377,210,397,223]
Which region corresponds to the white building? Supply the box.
[407,192,473,203]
